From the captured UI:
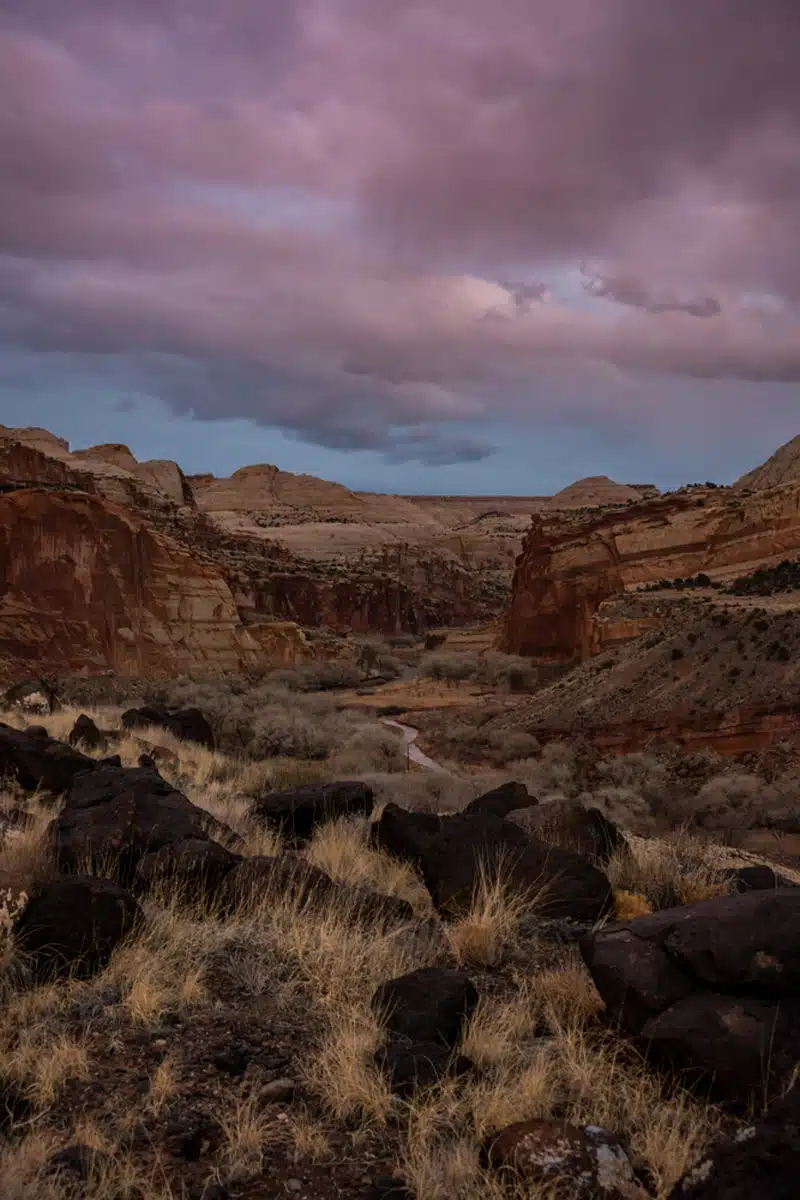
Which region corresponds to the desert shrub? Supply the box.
[329,726,406,775]
[426,708,538,766]
[591,753,676,830]
[476,652,539,693]
[268,661,364,692]
[419,651,482,683]
[419,651,538,693]
[483,729,541,765]
[579,785,659,834]
[141,675,397,762]
[687,771,774,831]
[608,834,734,909]
[365,771,473,814]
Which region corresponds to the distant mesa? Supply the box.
[73,443,139,472]
[548,475,652,509]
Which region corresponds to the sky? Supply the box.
[1,0,799,495]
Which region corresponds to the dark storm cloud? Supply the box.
[580,268,722,318]
[0,0,798,454]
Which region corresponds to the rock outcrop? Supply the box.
[580,889,800,1106]
[735,433,800,492]
[503,486,800,662]
[548,475,647,509]
[0,488,265,680]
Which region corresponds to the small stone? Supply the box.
[261,1077,296,1103]
[287,1178,303,1192]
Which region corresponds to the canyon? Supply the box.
[0,426,539,680]
[503,482,800,663]
[2,421,800,719]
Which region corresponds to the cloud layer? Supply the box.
[1,1,799,462]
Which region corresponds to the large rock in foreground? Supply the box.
[0,722,95,794]
[581,889,800,1105]
[484,1119,648,1198]
[12,875,142,980]
[216,853,413,926]
[52,762,233,881]
[250,781,374,841]
[669,1086,800,1198]
[121,706,215,751]
[418,813,612,921]
[372,967,479,1047]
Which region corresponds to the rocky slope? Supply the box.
[493,597,800,755]
[735,433,800,491]
[503,484,800,663]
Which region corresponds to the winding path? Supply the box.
[380,718,452,774]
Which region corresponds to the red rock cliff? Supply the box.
[503,486,800,662]
[0,489,266,681]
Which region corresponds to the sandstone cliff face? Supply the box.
[504,486,800,662]
[735,434,800,491]
[0,427,194,514]
[0,489,266,681]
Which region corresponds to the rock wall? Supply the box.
[503,486,800,662]
[529,704,800,756]
[0,489,267,681]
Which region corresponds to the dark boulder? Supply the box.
[68,714,109,753]
[135,838,242,902]
[419,813,612,921]
[3,678,58,715]
[0,722,95,794]
[375,1040,472,1097]
[520,800,624,864]
[370,803,443,868]
[483,1119,646,1198]
[23,725,48,738]
[45,1144,110,1184]
[12,875,142,980]
[52,762,234,881]
[642,993,800,1108]
[725,864,794,893]
[669,1086,800,1198]
[121,705,215,751]
[364,1179,414,1200]
[250,781,374,841]
[372,967,478,1048]
[581,889,800,1105]
[216,853,336,914]
[464,780,534,820]
[216,853,413,926]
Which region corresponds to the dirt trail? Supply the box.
[380,717,453,774]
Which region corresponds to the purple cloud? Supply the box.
[0,0,798,460]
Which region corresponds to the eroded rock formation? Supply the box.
[0,488,265,679]
[504,485,800,663]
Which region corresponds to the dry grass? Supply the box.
[304,1008,391,1125]
[306,816,433,915]
[147,1058,177,1116]
[289,1111,331,1164]
[444,860,532,968]
[0,702,737,1199]
[608,831,735,910]
[216,1087,285,1181]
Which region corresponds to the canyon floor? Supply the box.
[2,607,800,1198]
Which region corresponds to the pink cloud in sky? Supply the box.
[0,0,798,462]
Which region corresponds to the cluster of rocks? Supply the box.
[2,711,799,1197]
